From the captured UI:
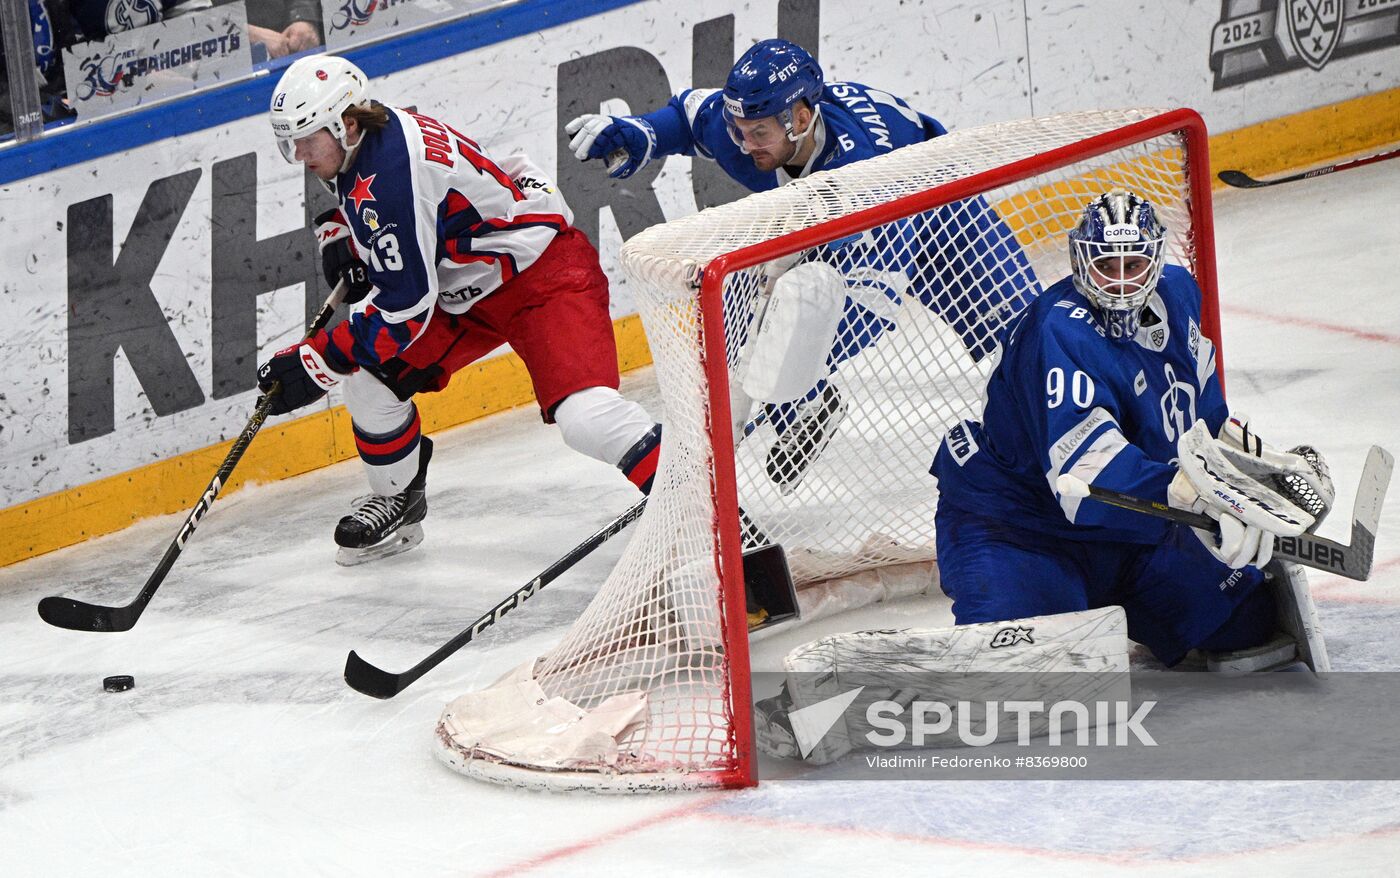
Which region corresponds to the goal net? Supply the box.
[435,108,1218,790]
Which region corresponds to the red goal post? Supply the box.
[435,108,1218,791]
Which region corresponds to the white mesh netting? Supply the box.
[436,108,1213,789]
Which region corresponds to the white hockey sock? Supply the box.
[554,386,656,467]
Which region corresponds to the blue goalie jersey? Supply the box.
[931,265,1227,543]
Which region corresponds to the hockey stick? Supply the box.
[345,270,796,697]
[342,411,775,697]
[1056,444,1393,580]
[343,496,648,698]
[1218,147,1400,189]
[37,282,348,633]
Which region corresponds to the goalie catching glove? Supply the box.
[1168,420,1314,569]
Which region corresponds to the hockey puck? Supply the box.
[102,675,135,693]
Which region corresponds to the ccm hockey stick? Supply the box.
[1218,147,1400,189]
[1056,444,1393,580]
[344,497,648,698]
[345,267,800,697]
[37,281,348,632]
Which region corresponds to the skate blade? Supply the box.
[336,523,425,567]
[770,397,848,496]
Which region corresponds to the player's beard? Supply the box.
[750,142,797,172]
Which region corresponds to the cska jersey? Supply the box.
[644,83,1037,361]
[321,107,572,373]
[931,264,1227,544]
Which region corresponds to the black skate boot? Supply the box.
[765,383,846,494]
[335,436,434,566]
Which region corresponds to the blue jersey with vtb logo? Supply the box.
[931,264,1226,543]
[646,81,1038,364]
[647,80,944,188]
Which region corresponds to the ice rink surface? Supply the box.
[3,159,1399,876]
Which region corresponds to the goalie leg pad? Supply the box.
[757,606,1129,763]
[1270,561,1330,672]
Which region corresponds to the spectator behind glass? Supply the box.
[0,0,78,137]
[69,0,211,41]
[244,0,322,59]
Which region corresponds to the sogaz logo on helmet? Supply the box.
[723,94,745,118]
[1102,225,1141,242]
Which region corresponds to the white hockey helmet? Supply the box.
[270,55,369,163]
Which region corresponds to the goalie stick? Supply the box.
[1218,147,1400,189]
[344,497,649,698]
[1056,444,1393,580]
[36,281,348,633]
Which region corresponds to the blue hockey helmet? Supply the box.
[722,40,824,154]
[723,39,824,120]
[1068,189,1168,340]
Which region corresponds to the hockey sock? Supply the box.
[617,424,662,494]
[354,407,423,495]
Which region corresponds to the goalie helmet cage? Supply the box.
[435,108,1218,791]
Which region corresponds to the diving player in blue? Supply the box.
[931,189,1334,671]
[565,39,1038,493]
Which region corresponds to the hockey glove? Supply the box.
[315,208,372,303]
[563,114,657,178]
[1167,420,1312,569]
[257,338,343,415]
[1218,414,1336,528]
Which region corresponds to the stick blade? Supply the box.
[344,650,408,700]
[37,595,136,632]
[1217,170,1266,189]
[1345,445,1395,580]
[1357,446,1395,528]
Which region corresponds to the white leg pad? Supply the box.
[762,606,1130,763]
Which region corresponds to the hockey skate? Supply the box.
[765,383,846,494]
[335,437,433,566]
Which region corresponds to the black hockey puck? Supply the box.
[102,675,135,693]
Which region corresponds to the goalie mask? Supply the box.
[270,55,369,166]
[722,39,825,155]
[1068,189,1168,340]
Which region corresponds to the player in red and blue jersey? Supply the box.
[259,56,660,565]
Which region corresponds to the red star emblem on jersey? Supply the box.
[347,173,377,213]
